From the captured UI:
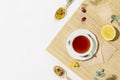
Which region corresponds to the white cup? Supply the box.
[66,29,96,60]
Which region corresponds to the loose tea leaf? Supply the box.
[54,66,65,77]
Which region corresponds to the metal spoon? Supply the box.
[55,0,74,20]
[54,66,71,80]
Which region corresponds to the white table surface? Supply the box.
[0,0,83,80]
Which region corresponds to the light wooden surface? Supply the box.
[47,0,120,79]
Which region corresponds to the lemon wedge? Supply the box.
[101,25,116,41]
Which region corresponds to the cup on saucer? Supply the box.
[66,29,98,60]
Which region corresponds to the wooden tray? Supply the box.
[47,0,120,79]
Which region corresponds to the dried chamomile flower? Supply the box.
[70,61,79,67]
[55,8,66,20]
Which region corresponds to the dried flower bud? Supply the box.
[81,7,87,13]
[81,17,87,22]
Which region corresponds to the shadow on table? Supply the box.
[113,74,118,80]
[112,27,120,41]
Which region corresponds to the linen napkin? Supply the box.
[84,41,117,66]
[101,41,117,63]
[84,48,104,66]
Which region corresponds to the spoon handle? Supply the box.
[66,76,71,80]
[65,0,74,9]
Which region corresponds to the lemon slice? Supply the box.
[101,25,116,41]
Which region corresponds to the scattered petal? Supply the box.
[70,61,79,67]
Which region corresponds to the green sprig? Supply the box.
[111,15,120,23]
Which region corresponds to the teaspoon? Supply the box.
[54,66,71,80]
[55,0,74,20]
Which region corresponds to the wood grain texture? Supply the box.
[47,0,120,79]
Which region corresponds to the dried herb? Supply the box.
[98,68,104,72]
[96,68,106,78]
[111,15,120,23]
[93,77,99,80]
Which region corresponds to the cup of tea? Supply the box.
[66,29,98,60]
[72,35,93,56]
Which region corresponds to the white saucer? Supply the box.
[66,29,98,60]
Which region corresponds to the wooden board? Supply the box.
[47,0,120,79]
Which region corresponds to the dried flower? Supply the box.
[81,17,87,22]
[81,7,87,13]
[70,61,79,67]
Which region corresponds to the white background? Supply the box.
[0,0,83,80]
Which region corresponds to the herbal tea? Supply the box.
[72,36,90,53]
